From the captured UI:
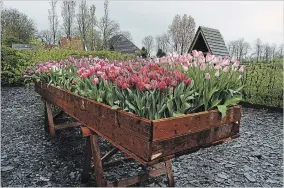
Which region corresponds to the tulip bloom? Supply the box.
[223,66,230,72]
[192,50,199,57]
[205,73,211,80]
[92,78,99,85]
[239,65,246,72]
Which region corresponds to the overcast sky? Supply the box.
[2,0,284,50]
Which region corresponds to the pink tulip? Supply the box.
[200,63,206,71]
[239,65,246,72]
[92,77,99,85]
[96,71,103,76]
[231,56,237,62]
[192,50,199,57]
[137,82,145,91]
[222,59,230,66]
[182,65,188,72]
[223,66,229,72]
[205,73,211,80]
[198,51,204,58]
[206,53,213,63]
[214,64,221,70]
[170,80,178,87]
[184,78,191,86]
[158,81,167,90]
[144,84,151,90]
[150,80,158,89]
[233,60,240,67]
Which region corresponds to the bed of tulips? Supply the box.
[24,50,245,120]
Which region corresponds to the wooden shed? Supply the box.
[188,26,229,57]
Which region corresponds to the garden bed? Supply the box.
[35,82,241,165]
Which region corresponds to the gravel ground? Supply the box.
[1,86,283,187]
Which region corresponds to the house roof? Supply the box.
[188,26,229,57]
[109,35,140,54]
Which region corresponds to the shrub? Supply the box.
[1,46,31,85]
[1,47,136,86]
[241,63,283,108]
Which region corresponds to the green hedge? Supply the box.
[1,47,136,85]
[241,62,283,108]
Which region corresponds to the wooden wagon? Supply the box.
[35,82,241,187]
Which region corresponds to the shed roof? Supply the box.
[109,35,140,54]
[188,26,229,57]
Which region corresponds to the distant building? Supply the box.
[188,26,229,57]
[11,44,33,50]
[109,35,140,54]
[59,37,83,50]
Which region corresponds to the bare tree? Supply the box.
[48,0,59,44]
[242,42,251,61]
[270,43,277,60]
[255,38,263,63]
[142,35,154,56]
[168,14,195,54]
[61,0,76,39]
[168,15,181,53]
[77,0,90,50]
[39,29,53,45]
[263,43,271,62]
[277,43,284,59]
[156,33,169,53]
[87,4,98,50]
[119,30,132,41]
[97,0,120,49]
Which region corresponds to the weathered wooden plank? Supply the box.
[45,101,55,136]
[55,122,82,130]
[101,148,119,163]
[151,123,239,160]
[90,134,106,187]
[152,106,241,141]
[165,160,174,187]
[81,136,91,183]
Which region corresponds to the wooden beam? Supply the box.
[81,137,92,183]
[101,148,119,163]
[45,101,55,136]
[103,157,134,169]
[90,134,106,186]
[55,122,82,130]
[106,167,167,187]
[53,110,64,120]
[165,160,175,187]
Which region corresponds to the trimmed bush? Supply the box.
[241,62,283,108]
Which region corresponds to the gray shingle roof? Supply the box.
[188,26,229,57]
[109,35,140,54]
